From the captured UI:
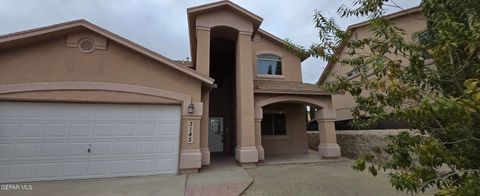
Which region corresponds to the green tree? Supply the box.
[303,0,480,195]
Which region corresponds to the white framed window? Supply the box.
[257,54,282,75]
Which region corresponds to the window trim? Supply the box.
[256,51,284,77]
[261,110,287,137]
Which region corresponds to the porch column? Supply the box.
[235,31,258,164]
[315,109,341,158]
[200,86,210,165]
[254,107,265,161]
[179,102,204,174]
[195,26,210,75]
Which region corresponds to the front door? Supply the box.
[208,117,223,152]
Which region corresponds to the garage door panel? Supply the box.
[66,142,89,156]
[45,123,68,137]
[114,142,136,154]
[0,123,16,137]
[134,159,154,173]
[93,123,116,137]
[138,123,156,136]
[40,143,65,157]
[117,124,136,136]
[64,161,88,177]
[9,163,35,180]
[18,122,44,137]
[111,160,132,175]
[0,102,180,183]
[88,161,110,176]
[159,123,178,135]
[13,143,39,158]
[91,141,113,155]
[156,159,175,172]
[157,141,177,153]
[0,143,11,157]
[69,123,92,137]
[37,162,61,178]
[136,141,156,154]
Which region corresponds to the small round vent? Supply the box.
[78,38,95,53]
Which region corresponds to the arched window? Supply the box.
[257,54,282,75]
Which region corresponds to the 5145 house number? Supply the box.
[187,121,193,144]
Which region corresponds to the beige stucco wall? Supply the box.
[0,32,202,103]
[252,34,303,82]
[261,103,308,155]
[323,12,426,120]
[196,9,254,33]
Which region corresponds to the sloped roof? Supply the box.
[0,19,214,86]
[257,29,309,62]
[317,6,422,85]
[254,80,332,95]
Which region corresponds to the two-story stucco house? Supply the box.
[318,6,426,129]
[0,1,340,183]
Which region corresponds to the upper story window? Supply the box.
[257,54,282,75]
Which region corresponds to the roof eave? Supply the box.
[257,29,309,62]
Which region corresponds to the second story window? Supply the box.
[257,54,282,75]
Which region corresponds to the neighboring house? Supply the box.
[317,6,426,129]
[0,1,340,183]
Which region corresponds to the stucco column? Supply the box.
[195,26,210,75]
[200,86,210,166]
[315,108,341,158]
[234,31,258,164]
[254,107,265,161]
[179,102,203,174]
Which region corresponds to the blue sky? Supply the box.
[0,0,420,83]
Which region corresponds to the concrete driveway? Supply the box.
[243,160,433,196]
[0,175,186,196]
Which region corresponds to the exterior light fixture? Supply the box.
[188,103,194,114]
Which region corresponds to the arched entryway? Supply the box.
[254,95,341,160]
[208,26,238,156]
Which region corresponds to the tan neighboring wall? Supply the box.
[252,33,303,82]
[321,10,426,121]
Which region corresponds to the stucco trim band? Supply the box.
[0,82,192,104]
[255,95,329,109]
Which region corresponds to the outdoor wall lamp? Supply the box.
[188,103,194,114]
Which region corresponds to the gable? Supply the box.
[0,20,214,86]
[0,32,203,99]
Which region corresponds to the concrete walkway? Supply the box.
[185,155,252,196]
[1,175,186,196]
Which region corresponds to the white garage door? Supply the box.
[0,101,180,183]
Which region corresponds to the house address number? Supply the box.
[187,121,193,144]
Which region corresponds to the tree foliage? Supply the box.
[306,0,480,195]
